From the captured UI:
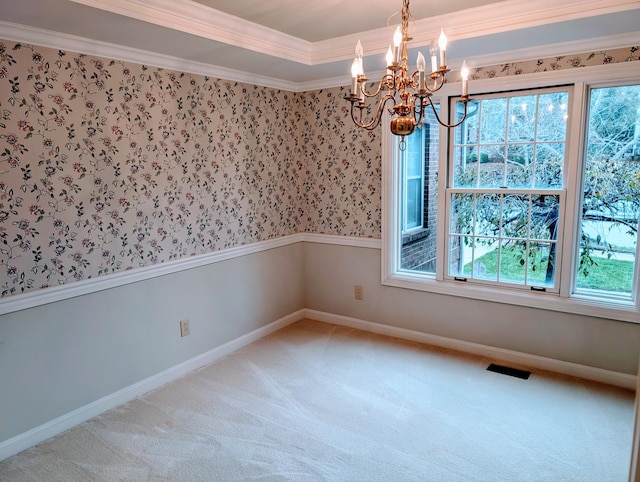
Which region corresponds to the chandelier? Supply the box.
[345,0,470,139]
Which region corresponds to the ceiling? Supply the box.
[1,0,639,90]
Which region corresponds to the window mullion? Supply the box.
[559,82,586,298]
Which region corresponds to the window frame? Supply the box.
[381,62,640,323]
[444,86,572,294]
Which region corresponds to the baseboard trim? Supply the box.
[304,309,637,390]
[2,307,634,462]
[0,309,305,462]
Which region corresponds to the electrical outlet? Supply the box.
[354,285,364,300]
[179,319,190,337]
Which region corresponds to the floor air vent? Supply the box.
[487,363,531,380]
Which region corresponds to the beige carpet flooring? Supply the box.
[0,319,635,481]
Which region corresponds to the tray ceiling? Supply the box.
[0,0,639,90]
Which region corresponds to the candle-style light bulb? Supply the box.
[461,61,469,98]
[351,58,360,96]
[438,29,448,51]
[417,52,426,90]
[438,29,447,68]
[429,41,438,73]
[386,46,394,68]
[393,26,402,48]
[393,26,402,63]
[417,52,426,72]
[351,58,360,78]
[355,40,363,59]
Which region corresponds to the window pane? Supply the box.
[502,194,529,239]
[475,240,497,282]
[480,98,507,143]
[449,235,472,277]
[508,95,536,142]
[478,145,505,188]
[447,189,560,289]
[450,193,474,235]
[534,143,564,189]
[528,242,555,287]
[406,132,423,178]
[460,103,479,144]
[499,239,527,285]
[576,84,640,298]
[406,179,421,229]
[530,195,560,241]
[454,91,567,191]
[536,92,569,142]
[453,146,478,188]
[506,144,534,188]
[475,193,500,238]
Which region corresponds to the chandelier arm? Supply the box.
[350,93,396,131]
[424,72,446,93]
[408,70,421,91]
[360,74,394,99]
[350,102,369,129]
[424,96,469,128]
[413,97,426,129]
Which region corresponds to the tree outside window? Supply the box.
[388,69,640,317]
[577,84,640,298]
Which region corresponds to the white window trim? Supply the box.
[382,62,640,323]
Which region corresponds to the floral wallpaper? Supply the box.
[0,38,637,298]
[296,90,381,236]
[0,42,306,297]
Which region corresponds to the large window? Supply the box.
[576,84,640,300]
[448,88,568,292]
[383,64,640,322]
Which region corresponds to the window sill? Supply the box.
[402,228,430,245]
[383,271,640,324]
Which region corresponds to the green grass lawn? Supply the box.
[467,249,634,294]
[575,256,635,292]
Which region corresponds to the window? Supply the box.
[575,84,640,300]
[447,88,569,292]
[399,111,440,274]
[402,127,425,233]
[383,63,640,322]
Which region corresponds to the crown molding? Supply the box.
[70,0,640,66]
[0,21,301,91]
[465,31,640,70]
[69,0,312,64]
[299,32,640,92]
[318,0,640,62]
[3,20,638,94]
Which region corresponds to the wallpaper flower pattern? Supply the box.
[0,39,637,298]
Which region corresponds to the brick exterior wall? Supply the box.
[401,111,440,272]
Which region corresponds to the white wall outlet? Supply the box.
[179,319,190,337]
[354,285,364,300]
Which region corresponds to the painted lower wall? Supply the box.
[0,242,304,446]
[2,238,640,462]
[302,242,640,377]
